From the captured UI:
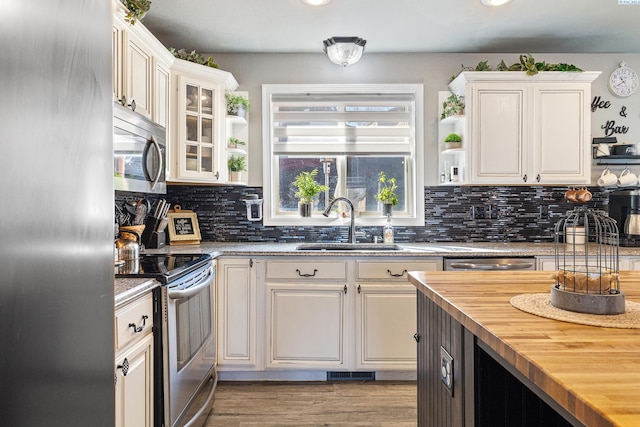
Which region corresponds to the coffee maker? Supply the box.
[609,190,640,246]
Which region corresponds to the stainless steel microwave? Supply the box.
[113,102,166,194]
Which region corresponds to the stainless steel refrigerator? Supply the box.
[0,1,115,426]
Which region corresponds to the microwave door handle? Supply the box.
[147,135,162,191]
[167,267,214,299]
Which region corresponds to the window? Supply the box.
[262,84,424,226]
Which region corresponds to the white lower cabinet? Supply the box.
[355,259,441,370]
[214,256,443,378]
[627,257,640,270]
[263,258,445,372]
[217,258,259,370]
[536,256,631,271]
[355,283,417,368]
[114,292,154,427]
[264,259,349,369]
[266,282,348,368]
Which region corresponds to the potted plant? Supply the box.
[444,133,462,149]
[374,171,398,216]
[293,168,329,217]
[440,92,465,120]
[228,137,246,149]
[225,92,250,119]
[227,155,246,182]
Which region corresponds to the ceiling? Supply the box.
[141,0,640,55]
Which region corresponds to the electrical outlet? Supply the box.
[440,346,454,396]
[472,205,485,219]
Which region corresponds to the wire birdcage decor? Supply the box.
[552,206,625,315]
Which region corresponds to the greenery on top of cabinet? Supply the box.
[450,54,583,81]
[121,0,151,25]
[169,48,219,69]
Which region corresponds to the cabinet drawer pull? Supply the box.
[536,174,541,182]
[387,269,407,278]
[413,333,420,343]
[344,285,348,294]
[522,174,528,182]
[357,284,361,294]
[296,268,317,277]
[128,315,148,333]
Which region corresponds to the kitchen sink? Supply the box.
[401,245,501,253]
[296,243,402,251]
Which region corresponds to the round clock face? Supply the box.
[609,66,639,97]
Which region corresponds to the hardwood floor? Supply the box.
[205,381,417,426]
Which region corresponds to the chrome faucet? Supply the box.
[323,197,357,244]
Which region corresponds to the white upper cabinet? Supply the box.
[448,71,600,185]
[112,0,174,123]
[167,59,238,184]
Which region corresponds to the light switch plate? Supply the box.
[440,346,454,396]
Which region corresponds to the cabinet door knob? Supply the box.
[413,333,420,343]
[117,358,130,376]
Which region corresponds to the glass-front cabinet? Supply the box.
[168,59,238,184]
[182,79,216,177]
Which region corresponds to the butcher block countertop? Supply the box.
[408,270,640,427]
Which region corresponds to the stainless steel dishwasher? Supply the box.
[444,257,536,271]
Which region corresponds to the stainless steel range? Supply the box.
[117,253,216,427]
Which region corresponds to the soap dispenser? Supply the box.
[383,214,394,244]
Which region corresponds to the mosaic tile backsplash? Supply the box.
[160,185,608,244]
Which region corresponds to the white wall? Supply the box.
[210,52,640,186]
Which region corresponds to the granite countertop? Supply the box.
[145,241,640,257]
[145,241,562,257]
[408,270,640,427]
[116,241,640,305]
[114,277,159,310]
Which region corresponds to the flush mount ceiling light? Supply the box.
[481,0,513,5]
[299,0,332,5]
[323,37,367,67]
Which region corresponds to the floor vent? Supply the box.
[327,371,375,381]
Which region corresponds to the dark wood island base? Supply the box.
[408,270,640,427]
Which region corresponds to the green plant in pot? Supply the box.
[225,92,250,118]
[227,155,246,182]
[228,137,246,148]
[440,92,465,120]
[293,168,329,217]
[444,133,462,149]
[374,171,398,216]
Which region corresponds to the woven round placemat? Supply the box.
[510,293,640,329]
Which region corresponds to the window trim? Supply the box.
[262,84,425,227]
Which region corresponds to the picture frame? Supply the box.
[167,211,202,245]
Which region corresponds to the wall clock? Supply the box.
[608,61,639,98]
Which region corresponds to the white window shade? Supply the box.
[271,93,414,155]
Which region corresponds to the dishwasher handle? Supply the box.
[447,261,534,271]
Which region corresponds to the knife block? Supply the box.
[147,231,165,249]
[142,217,161,247]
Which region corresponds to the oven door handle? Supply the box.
[167,266,214,299]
